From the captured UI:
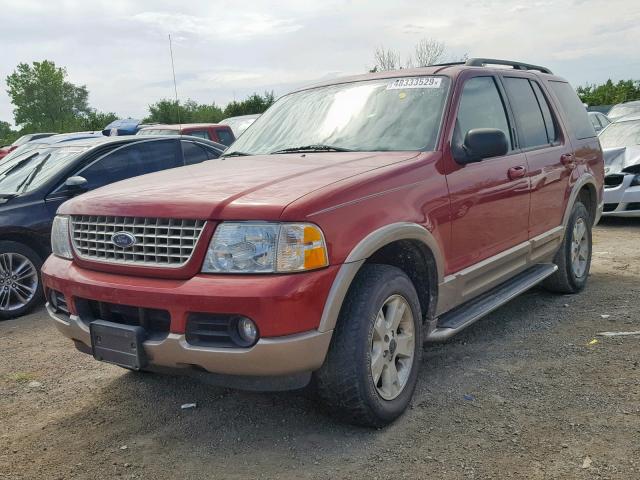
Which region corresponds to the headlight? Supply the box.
[202,222,328,273]
[51,216,73,260]
[630,174,640,187]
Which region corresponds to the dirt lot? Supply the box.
[1,218,639,480]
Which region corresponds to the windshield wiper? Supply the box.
[270,144,353,154]
[221,151,252,158]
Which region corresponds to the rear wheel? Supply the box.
[313,264,422,427]
[543,201,592,293]
[0,241,43,320]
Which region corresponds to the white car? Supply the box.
[601,114,640,217]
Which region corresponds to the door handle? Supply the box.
[560,153,576,167]
[508,166,527,180]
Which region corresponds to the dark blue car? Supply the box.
[0,135,225,319]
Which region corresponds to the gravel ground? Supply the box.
[1,218,639,480]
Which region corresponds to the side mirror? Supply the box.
[64,176,88,196]
[454,128,509,164]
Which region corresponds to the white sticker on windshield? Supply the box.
[386,77,442,90]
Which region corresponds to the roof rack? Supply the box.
[464,58,553,74]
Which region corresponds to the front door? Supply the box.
[443,74,531,274]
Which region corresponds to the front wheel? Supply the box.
[543,201,592,294]
[0,241,43,320]
[313,264,422,427]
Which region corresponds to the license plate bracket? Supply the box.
[90,320,147,370]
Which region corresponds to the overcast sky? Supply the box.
[0,0,639,126]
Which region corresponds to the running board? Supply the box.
[426,263,557,342]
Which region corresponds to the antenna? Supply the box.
[168,34,181,127]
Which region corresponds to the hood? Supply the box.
[603,146,640,175]
[59,151,419,219]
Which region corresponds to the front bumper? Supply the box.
[41,255,338,376]
[603,174,640,217]
[47,305,332,376]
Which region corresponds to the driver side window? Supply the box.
[455,76,512,151]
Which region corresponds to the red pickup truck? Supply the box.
[137,123,235,146]
[43,59,603,427]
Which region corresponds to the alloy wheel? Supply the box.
[0,253,38,312]
[570,218,589,278]
[370,294,416,400]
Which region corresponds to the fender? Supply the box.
[317,222,444,333]
[562,174,601,227]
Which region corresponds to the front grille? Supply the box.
[604,174,624,189]
[71,216,206,267]
[626,202,640,211]
[75,298,170,340]
[603,203,619,212]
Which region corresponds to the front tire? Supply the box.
[0,241,43,320]
[544,201,592,294]
[313,264,422,427]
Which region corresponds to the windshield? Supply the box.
[137,129,178,136]
[0,145,89,195]
[221,116,259,136]
[599,120,640,149]
[226,76,450,155]
[607,104,640,121]
[0,141,43,163]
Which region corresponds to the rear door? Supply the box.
[501,75,573,238]
[443,74,531,273]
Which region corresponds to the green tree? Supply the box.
[144,99,224,124]
[0,120,18,146]
[76,109,119,131]
[223,91,275,117]
[6,60,91,132]
[577,79,640,106]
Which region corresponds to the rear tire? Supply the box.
[543,201,592,294]
[0,241,44,320]
[313,264,422,427]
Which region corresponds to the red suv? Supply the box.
[42,59,603,427]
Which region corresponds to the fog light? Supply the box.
[237,317,258,345]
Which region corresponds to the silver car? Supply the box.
[601,113,640,217]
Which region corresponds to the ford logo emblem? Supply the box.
[111,231,137,249]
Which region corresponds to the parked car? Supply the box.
[137,123,235,146]
[599,114,640,216]
[1,132,103,164]
[607,100,640,122]
[0,135,225,319]
[588,111,611,133]
[42,58,603,427]
[0,133,56,160]
[102,118,146,136]
[219,114,260,136]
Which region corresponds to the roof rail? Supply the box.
[464,58,553,74]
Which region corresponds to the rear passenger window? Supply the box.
[186,130,210,140]
[530,81,558,143]
[181,141,211,165]
[549,81,596,139]
[216,129,235,146]
[455,76,512,150]
[503,77,550,149]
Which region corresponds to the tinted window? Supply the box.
[216,129,235,146]
[530,81,558,143]
[589,114,602,130]
[503,77,549,149]
[181,141,213,165]
[455,76,512,149]
[79,140,181,190]
[549,81,596,139]
[186,130,210,140]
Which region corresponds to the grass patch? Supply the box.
[6,372,37,383]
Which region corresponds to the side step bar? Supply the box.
[426,263,558,342]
